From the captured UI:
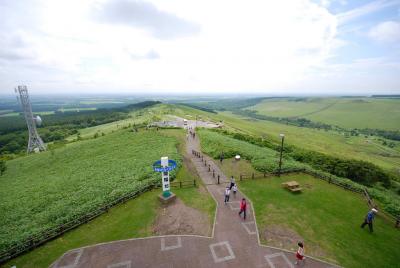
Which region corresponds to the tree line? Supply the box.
[0,101,161,156]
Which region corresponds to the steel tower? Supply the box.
[15,85,46,153]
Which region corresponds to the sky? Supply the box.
[0,0,399,95]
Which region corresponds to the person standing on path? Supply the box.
[361,208,378,233]
[220,151,224,163]
[229,176,235,190]
[224,187,230,204]
[238,198,247,220]
[232,184,237,197]
[294,242,305,265]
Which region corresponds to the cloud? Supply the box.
[129,49,160,60]
[337,0,399,24]
[94,0,200,39]
[368,21,400,44]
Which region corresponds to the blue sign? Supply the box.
[153,159,177,172]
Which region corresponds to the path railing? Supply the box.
[192,150,224,185]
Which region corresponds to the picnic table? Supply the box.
[282,180,302,192]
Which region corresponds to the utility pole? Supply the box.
[278,133,285,176]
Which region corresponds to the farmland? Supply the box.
[249,97,400,131]
[0,129,181,253]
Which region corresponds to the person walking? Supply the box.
[294,242,305,265]
[232,184,237,197]
[229,176,235,190]
[220,152,224,163]
[224,187,230,204]
[361,208,378,233]
[238,198,247,220]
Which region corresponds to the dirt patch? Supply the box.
[263,225,330,260]
[153,198,209,236]
[263,225,303,251]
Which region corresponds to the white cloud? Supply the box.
[0,0,398,94]
[368,21,400,44]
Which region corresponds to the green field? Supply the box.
[174,105,400,174]
[239,173,400,268]
[0,129,180,252]
[58,107,96,112]
[249,98,400,131]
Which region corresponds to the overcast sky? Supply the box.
[1,0,399,95]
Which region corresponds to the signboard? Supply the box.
[153,157,177,195]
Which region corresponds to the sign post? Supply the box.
[153,157,177,203]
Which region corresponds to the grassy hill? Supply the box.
[249,97,400,131]
[0,129,180,253]
[169,104,400,175]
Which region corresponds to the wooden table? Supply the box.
[282,180,302,192]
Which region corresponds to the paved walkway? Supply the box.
[51,122,339,268]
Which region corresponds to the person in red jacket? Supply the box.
[238,198,247,220]
[295,242,305,265]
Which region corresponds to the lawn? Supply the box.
[238,173,400,268]
[0,129,180,253]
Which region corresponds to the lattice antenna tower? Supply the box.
[15,85,46,153]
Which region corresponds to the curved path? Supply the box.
[51,121,339,268]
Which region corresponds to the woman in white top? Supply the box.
[295,242,305,265]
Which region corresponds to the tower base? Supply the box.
[158,192,176,204]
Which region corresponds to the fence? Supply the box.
[192,150,224,185]
[0,177,197,264]
[170,179,197,188]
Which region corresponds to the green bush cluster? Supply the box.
[0,130,180,253]
[290,150,392,188]
[208,128,396,187]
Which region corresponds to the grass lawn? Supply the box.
[238,173,400,268]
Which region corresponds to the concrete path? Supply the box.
[51,122,339,268]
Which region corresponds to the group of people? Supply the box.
[223,175,305,265]
[186,127,196,140]
[224,176,246,219]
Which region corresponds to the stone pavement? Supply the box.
[50,122,340,268]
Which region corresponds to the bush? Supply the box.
[0,159,6,175]
[290,149,392,188]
